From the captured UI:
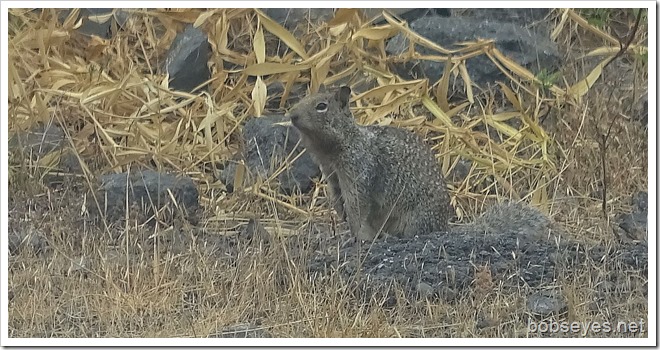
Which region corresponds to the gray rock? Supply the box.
[263,9,335,31]
[619,212,648,241]
[9,123,66,156]
[416,282,435,298]
[634,93,648,124]
[632,191,648,212]
[67,256,92,276]
[239,218,272,245]
[264,9,451,30]
[56,9,129,39]
[96,170,200,224]
[367,8,451,24]
[221,115,321,195]
[302,224,647,304]
[526,291,567,317]
[8,124,82,180]
[456,8,551,27]
[618,191,648,241]
[447,158,472,184]
[476,315,498,329]
[386,16,561,88]
[8,229,49,255]
[162,25,210,92]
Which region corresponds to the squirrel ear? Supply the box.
[336,86,351,108]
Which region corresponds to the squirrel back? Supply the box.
[453,201,563,240]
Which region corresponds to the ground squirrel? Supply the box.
[286,86,452,240]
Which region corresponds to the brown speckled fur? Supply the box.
[286,86,452,240]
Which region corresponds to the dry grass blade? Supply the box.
[498,83,524,112]
[251,76,267,117]
[567,56,611,100]
[550,8,570,41]
[255,9,309,60]
[487,47,565,97]
[457,61,474,103]
[422,95,453,128]
[193,9,217,28]
[566,9,619,45]
[435,58,454,111]
[254,21,266,64]
[581,45,647,58]
[243,62,311,76]
[352,25,399,41]
[353,80,425,101]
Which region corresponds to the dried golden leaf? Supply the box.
[37,151,62,171]
[489,47,535,81]
[458,62,474,103]
[300,43,344,66]
[446,101,470,118]
[567,56,610,99]
[251,76,267,117]
[243,62,310,76]
[87,35,110,61]
[62,8,81,29]
[497,82,523,112]
[484,115,522,142]
[488,47,565,97]
[329,23,348,37]
[311,55,333,93]
[324,63,358,85]
[354,80,425,100]
[519,112,547,143]
[85,11,113,24]
[194,10,218,28]
[253,23,266,64]
[198,110,224,132]
[423,95,453,128]
[214,12,229,53]
[232,161,247,192]
[582,45,647,59]
[551,9,570,41]
[566,9,619,45]
[382,12,454,55]
[435,58,453,111]
[328,8,357,26]
[352,26,398,41]
[255,9,309,60]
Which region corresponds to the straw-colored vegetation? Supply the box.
[8,8,648,338]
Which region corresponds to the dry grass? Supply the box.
[7,8,648,338]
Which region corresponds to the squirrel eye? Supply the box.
[315,102,328,112]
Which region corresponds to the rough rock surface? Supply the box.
[456,8,551,27]
[8,124,82,182]
[162,25,211,92]
[8,229,49,256]
[298,226,647,304]
[57,9,130,39]
[263,9,335,30]
[386,16,560,87]
[221,115,321,194]
[618,191,648,241]
[95,170,200,224]
[526,291,568,317]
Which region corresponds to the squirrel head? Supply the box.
[286,86,354,136]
